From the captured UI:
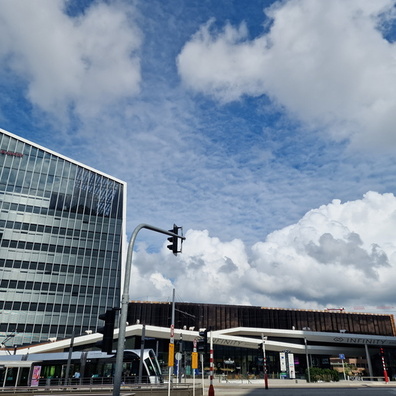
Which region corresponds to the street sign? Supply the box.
[192,352,198,369]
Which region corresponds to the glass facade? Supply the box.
[0,128,126,346]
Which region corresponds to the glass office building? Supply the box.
[0,128,126,346]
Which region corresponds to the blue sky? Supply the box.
[2,0,396,315]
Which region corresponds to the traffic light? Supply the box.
[197,329,208,354]
[167,224,182,255]
[96,308,117,354]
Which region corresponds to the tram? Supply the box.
[0,349,162,387]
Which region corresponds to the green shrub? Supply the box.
[305,367,339,382]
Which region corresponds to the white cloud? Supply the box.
[177,18,268,102]
[177,0,396,149]
[130,192,396,311]
[0,0,141,119]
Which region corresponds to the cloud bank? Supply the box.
[0,0,141,119]
[177,0,396,149]
[131,192,396,310]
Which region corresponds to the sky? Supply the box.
[1,0,396,316]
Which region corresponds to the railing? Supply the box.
[349,376,390,382]
[34,375,161,387]
[0,377,195,394]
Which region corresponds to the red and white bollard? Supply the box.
[380,348,389,383]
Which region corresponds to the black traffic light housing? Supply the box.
[96,308,118,354]
[197,329,208,354]
[167,224,183,255]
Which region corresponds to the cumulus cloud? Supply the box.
[177,0,396,149]
[130,192,396,311]
[0,0,141,119]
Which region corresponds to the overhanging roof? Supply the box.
[2,324,395,357]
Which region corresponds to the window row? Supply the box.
[0,198,121,221]
[0,300,102,314]
[0,258,119,276]
[0,167,123,220]
[1,239,121,258]
[0,217,121,242]
[0,279,117,295]
[0,323,99,335]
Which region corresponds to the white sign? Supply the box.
[288,353,295,379]
[280,352,286,371]
[175,352,182,361]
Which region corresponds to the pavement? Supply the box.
[206,378,396,389]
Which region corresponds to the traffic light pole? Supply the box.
[113,224,185,396]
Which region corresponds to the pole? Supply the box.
[261,334,268,389]
[192,339,198,396]
[304,338,311,383]
[201,354,205,396]
[113,225,185,396]
[138,324,146,383]
[364,344,373,380]
[64,331,75,386]
[208,330,214,396]
[380,348,389,383]
[168,289,176,396]
[178,333,183,383]
[193,361,196,396]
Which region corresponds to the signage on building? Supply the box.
[1,149,23,157]
[213,338,248,347]
[332,336,396,345]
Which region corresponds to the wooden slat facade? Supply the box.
[127,301,396,336]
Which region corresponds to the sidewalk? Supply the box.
[213,378,396,388]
